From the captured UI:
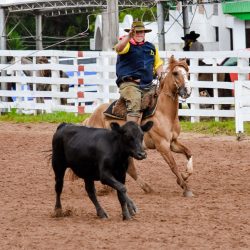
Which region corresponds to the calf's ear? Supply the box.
[110,122,121,132]
[141,121,153,132]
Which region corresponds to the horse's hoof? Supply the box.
[181,173,189,181]
[183,190,194,197]
[141,184,154,193]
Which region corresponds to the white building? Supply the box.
[91,2,249,51]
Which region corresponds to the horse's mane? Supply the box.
[167,55,189,72]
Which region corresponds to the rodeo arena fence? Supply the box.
[0,50,250,134]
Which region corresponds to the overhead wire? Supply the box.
[7,19,21,37]
[189,1,198,27]
[1,13,94,71]
[1,10,9,36]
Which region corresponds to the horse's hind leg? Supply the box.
[127,157,153,193]
[170,139,193,180]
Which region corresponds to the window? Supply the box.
[229,28,233,50]
[215,27,219,42]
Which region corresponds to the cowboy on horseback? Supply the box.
[114,20,164,124]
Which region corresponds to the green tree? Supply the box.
[6,26,26,50]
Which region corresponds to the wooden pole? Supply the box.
[157,0,165,50]
[0,7,7,98]
[36,14,43,50]
[102,0,119,51]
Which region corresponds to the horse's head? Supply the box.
[163,56,191,99]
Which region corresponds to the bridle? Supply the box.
[159,64,189,101]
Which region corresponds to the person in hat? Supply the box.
[181,31,204,51]
[114,20,163,124]
[182,33,191,51]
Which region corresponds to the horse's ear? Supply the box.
[169,55,176,64]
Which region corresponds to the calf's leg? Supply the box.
[53,167,66,216]
[117,191,132,220]
[100,173,137,220]
[84,179,108,219]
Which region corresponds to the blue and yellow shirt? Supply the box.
[115,41,163,88]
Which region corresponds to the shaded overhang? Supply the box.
[222,1,250,20]
[0,0,156,17]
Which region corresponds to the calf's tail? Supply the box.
[56,122,67,131]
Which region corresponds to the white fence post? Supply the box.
[213,58,219,122]
[190,58,200,122]
[98,55,110,104]
[234,81,243,133]
[32,56,38,115]
[234,56,250,134]
[15,56,22,113]
[73,57,79,115]
[50,56,60,111]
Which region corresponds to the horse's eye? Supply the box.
[173,71,178,76]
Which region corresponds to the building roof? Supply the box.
[0,0,155,17]
[222,0,250,20]
[0,0,155,14]
[0,0,44,6]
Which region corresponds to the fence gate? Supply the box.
[235,80,250,134]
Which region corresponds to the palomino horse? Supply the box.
[82,56,193,197]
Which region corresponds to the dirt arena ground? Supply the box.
[0,121,249,250]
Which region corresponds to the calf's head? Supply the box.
[110,121,153,160]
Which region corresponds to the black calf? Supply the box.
[52,121,153,220]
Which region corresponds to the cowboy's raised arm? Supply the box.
[154,48,164,79]
[156,65,164,79]
[115,27,134,53]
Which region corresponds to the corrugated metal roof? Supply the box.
[0,0,155,8]
[0,0,45,6]
[0,0,155,15]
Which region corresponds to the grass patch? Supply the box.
[0,110,250,136]
[181,119,250,136]
[0,109,90,123]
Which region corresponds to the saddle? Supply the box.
[104,85,159,120]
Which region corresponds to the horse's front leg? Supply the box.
[127,157,153,193]
[156,140,193,197]
[170,139,193,181]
